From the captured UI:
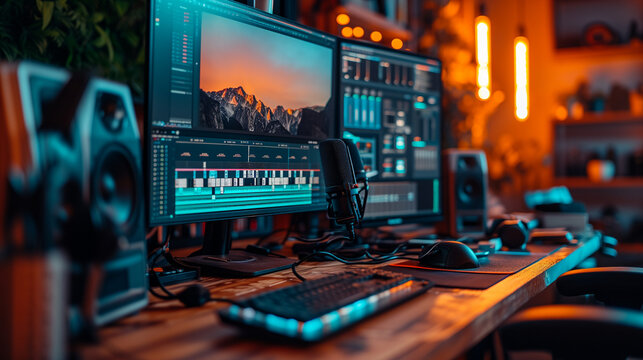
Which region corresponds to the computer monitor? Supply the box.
[146,0,337,275]
[338,40,442,226]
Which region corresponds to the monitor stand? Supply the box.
[179,220,295,277]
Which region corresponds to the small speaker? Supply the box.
[0,62,147,326]
[437,149,488,238]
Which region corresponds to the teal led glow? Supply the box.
[388,218,403,225]
[395,136,405,150]
[414,102,427,109]
[228,305,240,318]
[433,179,439,213]
[395,159,405,173]
[352,299,368,320]
[301,318,324,341]
[343,131,359,141]
[265,314,287,334]
[412,140,426,147]
[322,311,342,331]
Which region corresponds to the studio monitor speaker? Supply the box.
[436,149,488,238]
[71,72,148,326]
[0,62,147,327]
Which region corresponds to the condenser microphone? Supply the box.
[319,139,362,236]
[342,139,366,183]
[342,138,369,215]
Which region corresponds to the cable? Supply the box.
[291,247,418,281]
[145,226,159,240]
[254,227,290,245]
[287,232,336,243]
[148,247,243,307]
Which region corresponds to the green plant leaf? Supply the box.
[55,0,67,10]
[115,1,129,17]
[36,0,43,12]
[92,12,104,24]
[94,24,113,61]
[41,1,54,30]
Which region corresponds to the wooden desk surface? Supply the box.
[83,235,600,360]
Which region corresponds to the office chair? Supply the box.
[499,267,643,360]
[557,267,643,309]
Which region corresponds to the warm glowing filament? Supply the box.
[341,27,353,38]
[391,38,403,49]
[475,16,491,100]
[514,36,529,121]
[353,26,364,38]
[370,31,382,42]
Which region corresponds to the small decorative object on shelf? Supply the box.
[586,159,615,182]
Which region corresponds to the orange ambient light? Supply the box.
[475,15,491,100]
[514,36,529,121]
[341,27,353,38]
[336,14,350,26]
[370,31,382,42]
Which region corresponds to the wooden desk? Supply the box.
[83,235,600,360]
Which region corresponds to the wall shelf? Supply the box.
[555,42,643,60]
[554,112,643,126]
[554,176,643,189]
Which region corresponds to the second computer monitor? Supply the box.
[339,40,442,225]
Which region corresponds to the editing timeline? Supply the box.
[150,129,324,223]
[341,42,442,221]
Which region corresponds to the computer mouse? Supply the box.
[418,241,480,269]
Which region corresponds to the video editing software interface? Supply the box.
[340,42,442,223]
[147,0,336,226]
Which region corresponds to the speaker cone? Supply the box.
[92,144,138,231]
[458,177,482,204]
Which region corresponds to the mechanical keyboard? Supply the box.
[218,268,433,341]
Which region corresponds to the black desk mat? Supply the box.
[381,266,507,290]
[383,252,548,290]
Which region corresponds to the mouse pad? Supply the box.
[381,265,508,290]
[389,252,548,275]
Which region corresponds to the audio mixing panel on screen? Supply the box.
[339,41,442,224]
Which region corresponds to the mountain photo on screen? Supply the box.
[198,11,333,139]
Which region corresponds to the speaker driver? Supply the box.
[459,177,482,204]
[92,144,138,230]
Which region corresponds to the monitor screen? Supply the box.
[147,0,337,226]
[339,41,442,225]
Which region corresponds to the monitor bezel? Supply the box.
[144,0,338,227]
[337,38,444,227]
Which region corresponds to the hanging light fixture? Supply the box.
[475,11,491,100]
[514,35,529,121]
[514,0,529,121]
